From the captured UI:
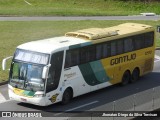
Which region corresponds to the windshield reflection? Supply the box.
[10,62,45,92]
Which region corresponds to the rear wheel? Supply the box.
[61,88,72,105]
[121,71,131,86]
[131,68,140,83]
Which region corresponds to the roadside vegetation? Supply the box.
[0,20,159,82]
[0,0,160,16]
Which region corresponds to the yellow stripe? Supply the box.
[13,88,33,98]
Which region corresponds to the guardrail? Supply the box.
[92,86,160,120]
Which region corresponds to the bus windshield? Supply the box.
[9,62,45,92]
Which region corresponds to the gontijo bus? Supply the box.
[2,23,155,106]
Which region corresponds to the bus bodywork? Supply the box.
[2,23,155,106]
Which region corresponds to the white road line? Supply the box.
[24,0,32,5]
[0,92,6,103]
[154,60,160,63]
[66,100,98,112]
[55,101,98,116]
[155,55,160,59]
[154,55,160,63]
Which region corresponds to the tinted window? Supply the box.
[71,49,80,66]
[87,46,96,62]
[80,47,87,64]
[65,45,97,67]
[144,32,154,47]
[124,38,133,52]
[117,39,124,54]
[80,46,96,64]
[103,42,111,58]
[65,32,154,68]
[134,34,144,50]
[111,41,117,56]
[65,49,80,68]
[96,44,102,60]
[65,51,71,68]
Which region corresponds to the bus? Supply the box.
[2,23,155,106]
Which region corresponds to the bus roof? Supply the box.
[17,23,154,54]
[65,23,153,40]
[17,36,86,54]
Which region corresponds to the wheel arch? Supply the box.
[62,86,74,98]
[124,69,131,75]
[66,87,73,98]
[132,67,140,75]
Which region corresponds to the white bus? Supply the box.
[2,23,155,106]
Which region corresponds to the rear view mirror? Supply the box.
[2,56,13,70]
[42,64,51,79]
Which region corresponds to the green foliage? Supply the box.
[0,0,159,16]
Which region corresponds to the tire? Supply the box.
[121,71,131,86]
[131,68,139,83]
[61,88,72,105]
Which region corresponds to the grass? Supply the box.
[0,20,160,83]
[0,0,160,16]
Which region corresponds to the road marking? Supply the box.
[65,101,98,112]
[24,0,32,5]
[55,101,98,116]
[154,55,160,63]
[0,92,6,103]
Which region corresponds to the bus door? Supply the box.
[45,51,64,104]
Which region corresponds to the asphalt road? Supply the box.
[0,15,160,21]
[0,51,160,120]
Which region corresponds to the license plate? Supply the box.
[21,98,27,102]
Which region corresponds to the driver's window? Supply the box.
[12,63,19,79]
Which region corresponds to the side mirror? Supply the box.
[42,64,51,79]
[2,56,13,70]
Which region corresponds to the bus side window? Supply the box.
[124,38,133,52]
[87,46,96,62]
[80,47,87,64]
[80,46,96,64]
[144,32,154,47]
[65,49,80,68]
[117,39,124,55]
[103,42,111,58]
[111,41,117,56]
[96,44,102,60]
[71,49,80,66]
[65,50,72,68]
[134,34,144,50]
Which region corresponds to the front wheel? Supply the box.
[121,71,131,86]
[61,88,72,105]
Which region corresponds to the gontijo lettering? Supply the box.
[110,53,136,65]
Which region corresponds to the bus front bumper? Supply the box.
[8,87,47,106]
